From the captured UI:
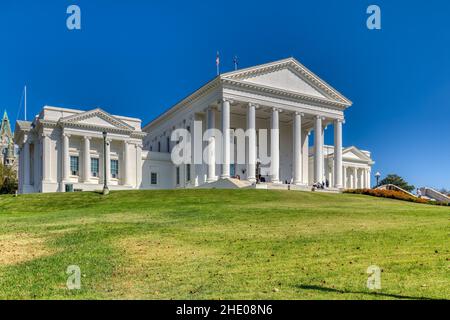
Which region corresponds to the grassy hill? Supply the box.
[0,189,448,300]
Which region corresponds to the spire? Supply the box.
[0,109,13,141]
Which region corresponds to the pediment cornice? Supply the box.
[221,58,352,107]
[221,78,349,109]
[58,108,135,132]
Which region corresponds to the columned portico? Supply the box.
[270,108,280,183]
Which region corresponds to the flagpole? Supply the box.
[24,85,27,121]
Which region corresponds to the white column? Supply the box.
[293,112,303,185]
[367,169,371,188]
[206,107,216,182]
[247,103,257,183]
[301,130,309,185]
[135,143,143,188]
[360,169,365,189]
[105,138,111,185]
[221,99,231,179]
[23,139,30,186]
[334,119,343,188]
[350,168,355,189]
[62,133,70,182]
[42,134,51,181]
[343,166,347,188]
[123,141,130,186]
[353,167,358,189]
[83,136,91,183]
[314,116,324,183]
[270,108,280,183]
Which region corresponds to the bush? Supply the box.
[344,188,429,204]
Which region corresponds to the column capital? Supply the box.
[41,132,51,138]
[83,135,92,141]
[334,118,345,124]
[248,102,259,109]
[315,115,325,120]
[294,111,305,116]
[219,98,233,104]
[62,132,71,138]
[206,105,218,112]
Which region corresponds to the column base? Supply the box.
[220,175,230,179]
[206,177,218,183]
[247,177,256,184]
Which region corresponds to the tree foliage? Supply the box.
[0,163,18,194]
[378,174,415,192]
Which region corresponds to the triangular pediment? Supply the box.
[222,57,352,106]
[343,146,373,163]
[59,108,134,131]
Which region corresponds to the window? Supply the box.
[230,163,235,177]
[111,159,119,179]
[151,172,158,185]
[176,167,180,185]
[91,158,99,177]
[70,156,79,176]
[186,164,191,182]
[158,141,161,152]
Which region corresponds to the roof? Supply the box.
[143,57,352,131]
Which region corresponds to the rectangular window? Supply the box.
[151,172,158,185]
[186,164,191,182]
[176,167,180,185]
[91,158,99,177]
[167,137,170,152]
[70,156,79,176]
[111,159,119,179]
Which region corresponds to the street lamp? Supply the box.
[102,131,109,195]
[375,171,381,188]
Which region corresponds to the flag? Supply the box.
[233,55,238,70]
[216,51,220,75]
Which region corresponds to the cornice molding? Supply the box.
[222,58,352,106]
[221,78,349,110]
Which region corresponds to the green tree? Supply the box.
[378,174,415,192]
[0,163,18,194]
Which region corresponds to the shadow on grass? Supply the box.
[296,284,438,300]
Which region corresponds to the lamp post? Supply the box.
[102,131,109,195]
[375,171,381,188]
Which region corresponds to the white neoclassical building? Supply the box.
[15,57,374,193]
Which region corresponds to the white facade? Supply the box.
[15,57,374,193]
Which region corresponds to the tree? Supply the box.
[0,163,18,194]
[378,174,415,192]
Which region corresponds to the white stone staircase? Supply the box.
[419,187,450,203]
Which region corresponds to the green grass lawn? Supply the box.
[0,189,448,300]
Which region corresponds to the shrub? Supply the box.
[344,188,430,204]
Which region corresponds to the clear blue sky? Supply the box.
[1,0,449,189]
